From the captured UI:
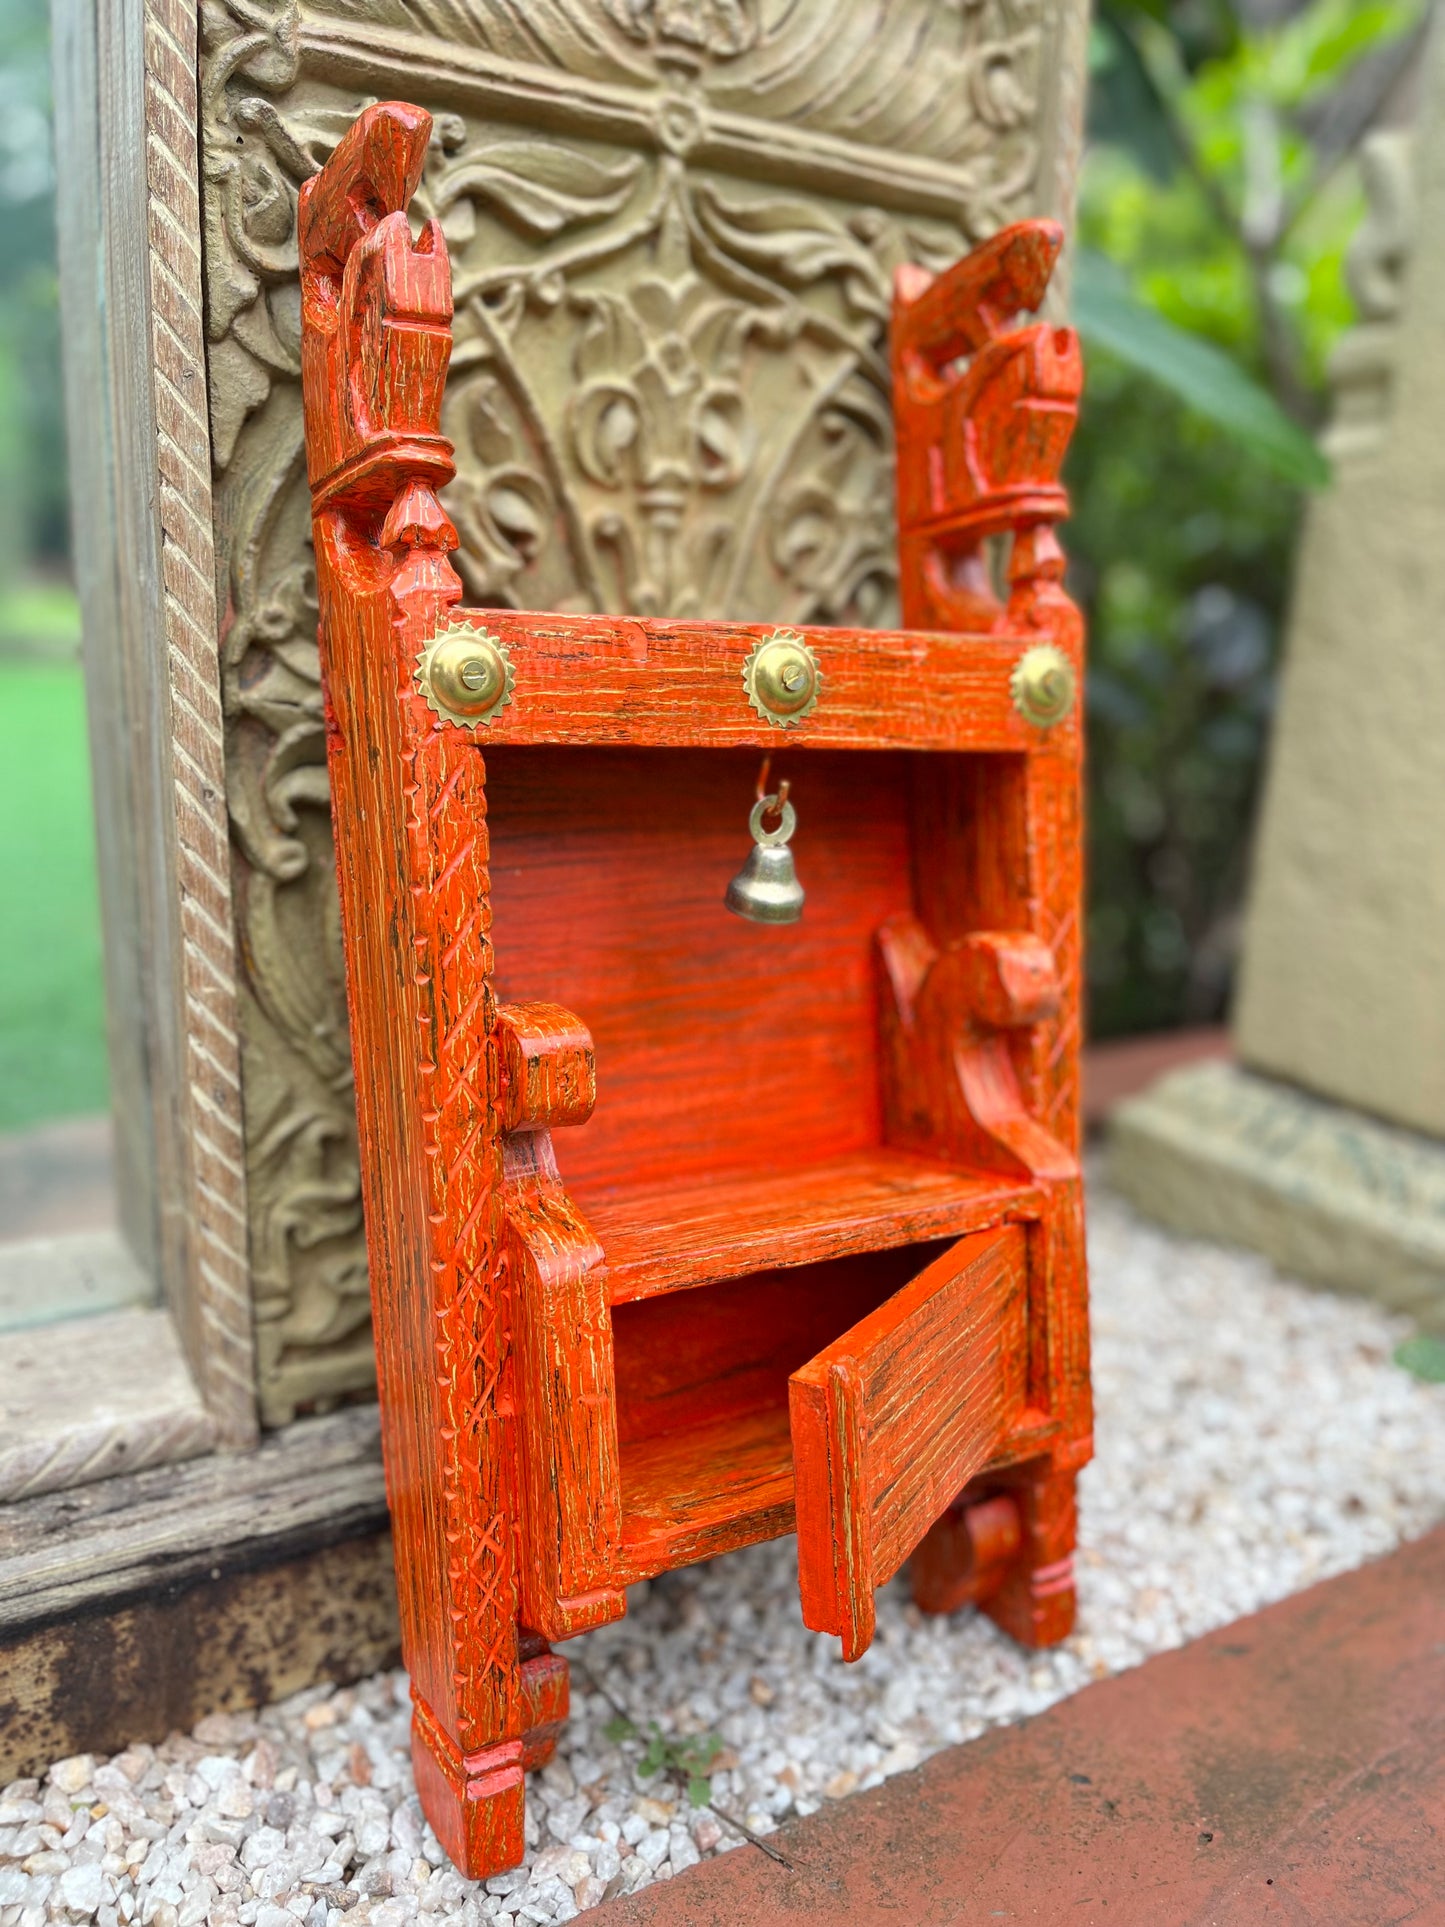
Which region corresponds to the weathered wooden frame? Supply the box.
[33,0,257,1481]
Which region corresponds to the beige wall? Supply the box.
[1236,27,1445,1139]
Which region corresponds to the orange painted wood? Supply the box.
[791,1227,1028,1660]
[610,1247,943,1580]
[612,1247,937,1446]
[494,1001,597,1134]
[501,1168,624,1644]
[300,100,1092,1880]
[593,1154,1039,1304]
[483,746,914,1196]
[619,1403,797,1580]
[517,1640,570,1771]
[908,1491,1026,1617]
[894,220,1083,631]
[393,609,1072,754]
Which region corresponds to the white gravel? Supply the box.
[5,1181,1445,1926]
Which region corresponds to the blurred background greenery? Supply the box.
[0,0,1428,1133]
[0,0,105,1132]
[1073,0,1428,1034]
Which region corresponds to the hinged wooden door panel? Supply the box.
[790,1225,1028,1660]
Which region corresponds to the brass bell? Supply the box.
[726,793,804,925]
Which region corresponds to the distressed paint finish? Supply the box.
[301,103,1091,1878]
[791,1226,1029,1661]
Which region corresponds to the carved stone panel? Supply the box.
[200,0,1089,1422]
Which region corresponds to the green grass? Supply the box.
[0,656,109,1129]
[1396,1334,1445,1384]
[0,577,83,657]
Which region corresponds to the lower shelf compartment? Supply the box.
[617,1401,796,1583]
[609,1242,939,1584]
[585,1149,1037,1304]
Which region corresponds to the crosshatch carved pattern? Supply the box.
[199,0,1087,1421]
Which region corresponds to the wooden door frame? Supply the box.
[29,0,258,1482]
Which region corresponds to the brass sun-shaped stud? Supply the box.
[1010,643,1076,729]
[743,628,821,729]
[415,623,515,728]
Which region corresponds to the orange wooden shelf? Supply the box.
[585,1151,1040,1304]
[617,1400,797,1583]
[299,103,1093,1882]
[437,612,1054,755]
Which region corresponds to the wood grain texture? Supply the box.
[503,1169,625,1643]
[303,105,529,1879]
[484,746,912,1195]
[594,1157,1039,1305]
[142,0,256,1442]
[396,613,1075,754]
[52,0,256,1447]
[0,1308,213,1504]
[495,1003,597,1134]
[0,1407,387,1635]
[0,1406,398,1781]
[0,1535,400,1785]
[791,1228,1027,1660]
[302,105,1091,1879]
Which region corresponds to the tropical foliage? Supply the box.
[1072,0,1428,1036]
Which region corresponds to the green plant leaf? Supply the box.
[687,1775,713,1809]
[677,1736,721,1780]
[1090,9,1180,183]
[1072,250,1331,488]
[1395,1334,1445,1384]
[604,1714,637,1743]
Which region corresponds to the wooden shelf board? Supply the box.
[463,612,1055,754]
[584,1151,1039,1304]
[617,1402,797,1583]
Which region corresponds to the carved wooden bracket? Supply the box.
[878,916,1078,1184]
[494,1002,597,1137]
[909,1491,1023,1614]
[491,1002,625,1646]
[910,1463,1079,1648]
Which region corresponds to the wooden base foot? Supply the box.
[910,1492,1022,1617]
[519,1636,569,1770]
[409,1640,571,1879]
[911,1463,1078,1650]
[410,1702,526,1880]
[982,1463,1077,1648]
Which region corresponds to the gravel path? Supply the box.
[5,1183,1445,1926]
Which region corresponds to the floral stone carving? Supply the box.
[200,0,1087,1421]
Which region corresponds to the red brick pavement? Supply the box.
[595,1526,1445,1926]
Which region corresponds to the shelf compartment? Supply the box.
[609,1240,965,1584]
[585,1149,1038,1304]
[617,1400,796,1583]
